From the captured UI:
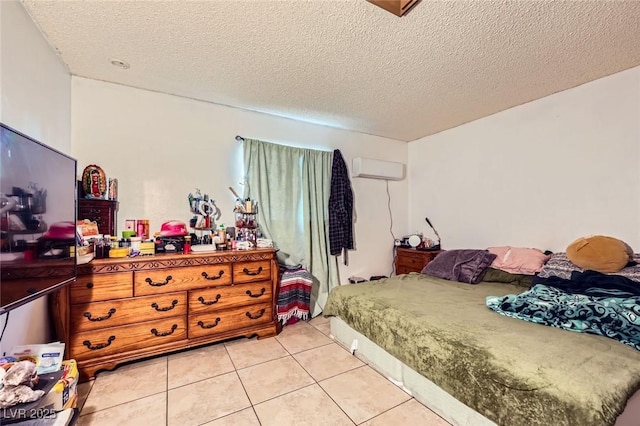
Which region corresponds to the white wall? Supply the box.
[0,0,71,353]
[408,66,640,252]
[71,77,408,284]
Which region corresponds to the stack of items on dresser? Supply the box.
[74,187,270,261]
[0,342,77,425]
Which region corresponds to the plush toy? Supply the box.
[566,235,633,273]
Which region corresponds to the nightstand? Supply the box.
[394,247,442,275]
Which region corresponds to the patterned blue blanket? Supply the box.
[486,284,640,351]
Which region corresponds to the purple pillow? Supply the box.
[421,249,497,284]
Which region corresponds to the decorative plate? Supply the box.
[82,165,107,199]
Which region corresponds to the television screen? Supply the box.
[0,123,77,314]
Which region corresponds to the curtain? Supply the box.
[243,139,339,317]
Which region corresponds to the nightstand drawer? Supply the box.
[395,248,442,275]
[396,265,418,275]
[397,255,426,269]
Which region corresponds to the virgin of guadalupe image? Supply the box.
[82,165,107,199]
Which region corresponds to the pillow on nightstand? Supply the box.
[566,235,633,274]
[422,249,497,284]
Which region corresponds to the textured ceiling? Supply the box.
[21,0,640,142]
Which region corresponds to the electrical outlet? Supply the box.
[350,339,358,355]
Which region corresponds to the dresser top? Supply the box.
[81,248,277,274]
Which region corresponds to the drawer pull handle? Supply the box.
[242,266,263,276]
[83,308,116,322]
[86,282,94,289]
[145,275,173,287]
[83,336,115,351]
[202,270,224,280]
[151,300,178,312]
[198,295,221,306]
[246,288,266,298]
[197,318,221,329]
[246,309,266,320]
[151,324,178,337]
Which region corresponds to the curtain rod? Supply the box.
[235,135,245,142]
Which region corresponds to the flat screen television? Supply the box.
[0,123,77,314]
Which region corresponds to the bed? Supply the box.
[323,271,640,426]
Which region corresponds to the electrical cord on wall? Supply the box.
[386,180,397,276]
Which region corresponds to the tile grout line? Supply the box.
[226,342,263,425]
[77,389,168,418]
[284,334,358,425]
[313,322,437,425]
[323,322,451,424]
[165,356,169,426]
[242,324,330,409]
[78,321,338,424]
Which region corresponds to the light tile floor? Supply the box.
[75,316,451,426]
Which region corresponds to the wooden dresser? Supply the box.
[394,247,442,275]
[50,248,279,381]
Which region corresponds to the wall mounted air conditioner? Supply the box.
[352,157,405,180]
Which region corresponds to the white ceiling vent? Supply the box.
[352,157,405,180]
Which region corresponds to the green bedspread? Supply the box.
[323,273,640,426]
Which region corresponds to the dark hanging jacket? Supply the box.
[329,149,354,264]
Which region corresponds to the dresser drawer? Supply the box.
[188,302,272,339]
[189,281,272,315]
[71,292,187,333]
[134,264,232,296]
[69,316,187,361]
[233,260,271,284]
[71,272,133,303]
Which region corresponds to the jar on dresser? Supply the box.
[50,248,280,381]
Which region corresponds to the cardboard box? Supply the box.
[33,360,79,412]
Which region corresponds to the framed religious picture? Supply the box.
[82,164,107,199]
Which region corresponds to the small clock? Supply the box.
[408,234,421,248]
